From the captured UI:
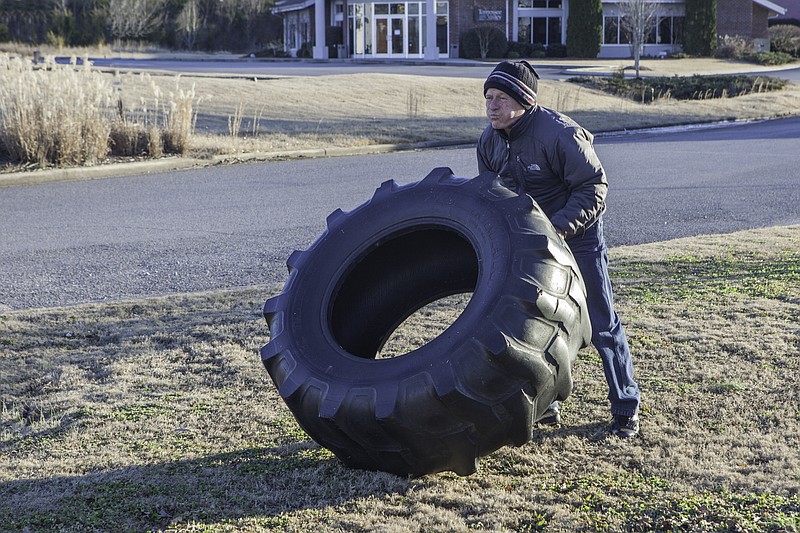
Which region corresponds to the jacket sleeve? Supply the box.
[548,127,608,238]
[476,126,497,174]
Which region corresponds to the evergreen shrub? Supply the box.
[566,0,602,57]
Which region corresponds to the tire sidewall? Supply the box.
[281,178,524,382]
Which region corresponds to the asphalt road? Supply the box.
[1,116,798,311]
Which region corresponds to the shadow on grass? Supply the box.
[0,440,412,531]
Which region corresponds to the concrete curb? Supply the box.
[0,139,477,188]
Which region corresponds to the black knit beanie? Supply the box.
[483,60,540,108]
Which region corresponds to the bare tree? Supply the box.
[474,26,502,59]
[176,0,200,50]
[618,0,658,78]
[106,0,165,40]
[237,0,269,51]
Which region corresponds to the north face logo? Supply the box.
[527,163,541,172]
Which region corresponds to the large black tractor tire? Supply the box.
[261,167,590,477]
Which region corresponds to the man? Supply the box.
[477,60,640,438]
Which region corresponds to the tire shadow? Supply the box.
[0,440,412,531]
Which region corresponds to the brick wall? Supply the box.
[450,0,507,55]
[751,4,769,38]
[717,0,753,37]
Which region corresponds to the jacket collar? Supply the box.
[499,104,537,141]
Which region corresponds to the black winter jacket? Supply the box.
[477,104,608,238]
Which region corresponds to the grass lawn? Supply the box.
[1,225,798,532]
[2,50,799,530]
[1,52,799,174]
[133,69,800,159]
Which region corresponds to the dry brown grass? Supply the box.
[0,55,199,166]
[0,56,112,166]
[1,225,798,532]
[174,73,800,159]
[2,52,799,171]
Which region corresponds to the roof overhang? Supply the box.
[272,0,315,14]
[752,0,788,15]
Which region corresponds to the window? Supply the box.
[603,16,618,44]
[519,16,561,45]
[602,15,630,44]
[519,0,561,7]
[658,15,684,44]
[604,14,685,45]
[532,17,546,43]
[518,17,531,42]
[548,17,561,45]
[671,16,683,44]
[646,22,657,44]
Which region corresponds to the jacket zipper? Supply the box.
[506,138,525,193]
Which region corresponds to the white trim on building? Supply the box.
[346,0,449,58]
[753,0,787,15]
[274,0,787,59]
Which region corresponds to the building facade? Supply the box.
[273,0,786,59]
[718,0,788,50]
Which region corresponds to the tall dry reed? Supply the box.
[0,54,200,167]
[0,55,112,166]
[111,73,199,157]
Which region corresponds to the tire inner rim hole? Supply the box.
[329,227,479,360]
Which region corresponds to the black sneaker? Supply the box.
[538,402,561,426]
[610,414,639,438]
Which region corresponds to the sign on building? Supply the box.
[475,7,504,22]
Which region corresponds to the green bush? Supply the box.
[255,41,289,58]
[461,26,508,59]
[506,41,532,58]
[769,24,800,56]
[684,0,717,56]
[297,42,312,58]
[569,74,787,103]
[566,0,602,57]
[546,43,567,57]
[506,41,547,58]
[745,51,795,65]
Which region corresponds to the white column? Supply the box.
[313,0,329,59]
[424,0,438,60]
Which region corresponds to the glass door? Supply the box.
[375,15,405,55]
[391,18,404,55]
[376,17,389,54]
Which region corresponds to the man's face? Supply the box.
[485,88,527,132]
